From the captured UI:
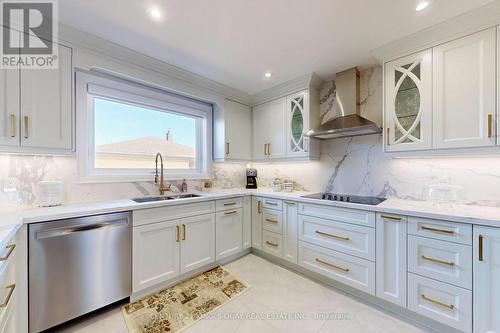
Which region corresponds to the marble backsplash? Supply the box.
[3,66,500,207]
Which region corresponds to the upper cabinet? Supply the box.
[0,27,73,155]
[253,89,320,161]
[384,27,498,154]
[385,49,432,152]
[433,28,496,149]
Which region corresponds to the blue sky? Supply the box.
[94,98,196,147]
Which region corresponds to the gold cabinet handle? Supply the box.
[381,215,402,221]
[315,258,349,272]
[263,144,267,156]
[257,201,262,214]
[265,201,278,206]
[284,201,296,205]
[226,142,230,155]
[265,218,278,224]
[479,234,484,261]
[488,114,493,138]
[223,202,237,206]
[421,225,454,235]
[9,114,15,138]
[268,143,271,156]
[0,284,15,308]
[265,241,278,247]
[182,224,186,241]
[315,230,349,241]
[176,225,180,242]
[225,210,238,215]
[421,294,454,310]
[386,128,390,146]
[23,116,29,139]
[0,245,15,261]
[421,255,454,267]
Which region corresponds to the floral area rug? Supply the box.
[121,266,251,333]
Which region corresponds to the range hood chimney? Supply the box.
[307,67,381,139]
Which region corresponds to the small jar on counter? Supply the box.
[272,178,282,192]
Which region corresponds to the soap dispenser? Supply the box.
[181,179,188,193]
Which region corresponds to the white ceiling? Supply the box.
[59,0,495,94]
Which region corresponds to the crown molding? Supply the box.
[371,1,500,63]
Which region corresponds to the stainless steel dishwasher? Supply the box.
[29,212,131,333]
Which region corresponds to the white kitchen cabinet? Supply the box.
[252,97,287,160]
[283,200,298,264]
[251,197,263,249]
[214,99,251,160]
[180,214,215,274]
[0,68,20,147]
[375,214,407,307]
[242,196,252,249]
[252,103,268,160]
[473,225,500,333]
[133,219,180,292]
[385,49,432,152]
[433,28,496,149]
[216,209,243,260]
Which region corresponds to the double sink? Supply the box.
[132,193,202,203]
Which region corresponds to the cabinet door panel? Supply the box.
[0,69,20,147]
[216,209,243,260]
[180,214,215,274]
[251,197,263,249]
[252,103,268,160]
[21,44,72,150]
[133,220,180,292]
[242,196,252,249]
[283,201,298,264]
[433,28,496,149]
[385,49,432,152]
[268,97,287,159]
[286,90,309,158]
[473,225,500,333]
[225,100,251,160]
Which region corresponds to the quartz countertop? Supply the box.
[2,188,500,246]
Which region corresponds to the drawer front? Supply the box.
[262,198,283,211]
[408,217,472,245]
[262,230,283,258]
[299,215,375,261]
[0,240,16,276]
[298,203,375,227]
[263,209,283,234]
[408,236,472,289]
[216,197,243,212]
[298,241,375,295]
[408,273,472,333]
[0,257,16,327]
[133,201,216,226]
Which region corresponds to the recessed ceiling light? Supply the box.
[264,72,272,78]
[415,1,430,11]
[150,7,162,19]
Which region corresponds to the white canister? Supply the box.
[37,181,64,207]
[272,178,282,192]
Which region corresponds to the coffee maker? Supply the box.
[246,168,257,189]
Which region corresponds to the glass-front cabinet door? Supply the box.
[286,90,309,157]
[384,49,432,152]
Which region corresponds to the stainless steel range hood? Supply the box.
[307,67,381,139]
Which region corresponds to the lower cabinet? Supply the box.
[180,214,216,274]
[216,209,243,260]
[376,213,407,307]
[283,201,298,264]
[242,196,252,249]
[263,230,283,257]
[251,197,263,249]
[473,225,500,333]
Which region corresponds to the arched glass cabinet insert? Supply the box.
[286,90,310,157]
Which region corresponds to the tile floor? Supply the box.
[54,254,429,333]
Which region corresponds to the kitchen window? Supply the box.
[76,71,213,182]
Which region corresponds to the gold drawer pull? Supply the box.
[0,284,15,308]
[381,215,402,221]
[23,116,29,139]
[0,245,15,261]
[223,202,237,206]
[266,201,278,206]
[9,114,15,138]
[479,234,484,261]
[315,230,349,241]
[176,225,180,242]
[421,255,454,267]
[421,225,454,235]
[266,241,278,247]
[265,218,278,224]
[225,210,238,215]
[488,114,493,138]
[284,201,296,205]
[182,224,186,241]
[226,142,230,155]
[421,294,454,310]
[257,201,262,214]
[315,258,349,272]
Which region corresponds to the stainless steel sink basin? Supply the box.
[132,194,202,203]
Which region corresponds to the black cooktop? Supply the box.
[301,193,387,206]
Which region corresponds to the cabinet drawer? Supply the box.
[262,198,283,210]
[298,241,375,295]
[298,203,375,227]
[262,230,283,258]
[408,273,471,333]
[216,197,242,212]
[408,217,471,245]
[133,201,215,226]
[408,235,472,289]
[0,240,16,275]
[263,209,282,234]
[0,257,16,327]
[299,215,375,261]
